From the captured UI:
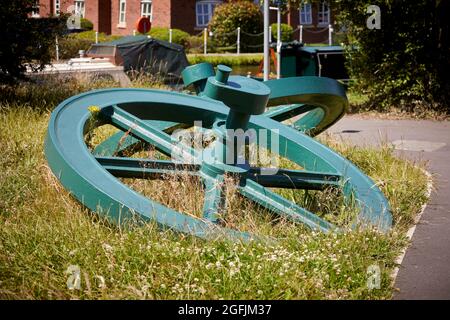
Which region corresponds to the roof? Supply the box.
[92,35,184,52]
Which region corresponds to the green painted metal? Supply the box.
[183,63,346,136]
[45,65,392,240]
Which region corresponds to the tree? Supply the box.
[287,0,449,111]
[0,0,66,83]
[209,0,263,52]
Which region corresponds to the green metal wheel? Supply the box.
[45,69,392,240]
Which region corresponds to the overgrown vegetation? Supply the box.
[0,76,429,299]
[288,0,449,113]
[187,53,263,66]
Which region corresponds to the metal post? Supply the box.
[276,5,281,79]
[55,36,59,62]
[263,0,269,81]
[95,31,98,44]
[328,24,332,46]
[204,28,207,55]
[169,28,173,43]
[237,27,240,55]
[300,25,303,43]
[269,25,272,43]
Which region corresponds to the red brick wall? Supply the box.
[152,0,172,29]
[110,0,141,35]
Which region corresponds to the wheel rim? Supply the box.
[45,87,392,240]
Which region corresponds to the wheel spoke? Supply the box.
[93,120,183,157]
[238,179,335,232]
[103,105,198,162]
[97,156,199,179]
[247,168,342,190]
[264,104,316,122]
[202,176,226,223]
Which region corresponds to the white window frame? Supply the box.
[318,0,330,25]
[118,0,127,27]
[54,0,60,15]
[31,1,40,17]
[141,0,152,21]
[196,0,220,27]
[299,3,312,25]
[74,0,85,18]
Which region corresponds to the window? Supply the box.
[74,0,85,18]
[31,1,40,17]
[119,0,127,26]
[299,3,312,25]
[141,0,152,20]
[55,0,60,16]
[318,0,330,25]
[196,1,220,27]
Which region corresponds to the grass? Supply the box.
[347,89,449,120]
[187,54,263,67]
[0,76,430,299]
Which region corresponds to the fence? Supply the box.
[55,25,340,61]
[184,25,336,54]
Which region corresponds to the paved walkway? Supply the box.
[329,116,450,300]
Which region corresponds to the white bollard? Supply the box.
[276,5,281,79]
[299,25,303,43]
[133,29,136,36]
[55,36,59,61]
[269,26,272,43]
[328,24,333,46]
[237,27,240,55]
[263,0,269,81]
[204,28,207,55]
[169,29,173,43]
[95,31,98,44]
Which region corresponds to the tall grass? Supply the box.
[0,76,429,299]
[187,54,263,67]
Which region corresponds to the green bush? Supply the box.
[52,32,122,60]
[209,1,263,52]
[147,27,190,47]
[70,30,122,43]
[270,23,293,42]
[333,0,449,112]
[186,35,204,53]
[80,18,93,30]
[54,37,92,60]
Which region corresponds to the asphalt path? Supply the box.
[329,116,450,300]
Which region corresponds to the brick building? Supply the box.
[34,0,334,42]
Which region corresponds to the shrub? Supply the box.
[147,27,190,47]
[333,0,449,112]
[270,23,293,43]
[80,18,93,30]
[209,1,263,52]
[55,37,93,60]
[186,35,204,53]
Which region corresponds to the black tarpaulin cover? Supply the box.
[87,35,189,82]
